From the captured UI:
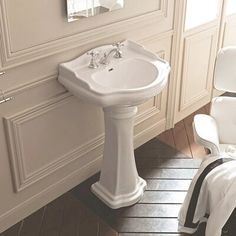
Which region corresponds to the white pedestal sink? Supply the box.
[93,106,146,208]
[58,40,170,208]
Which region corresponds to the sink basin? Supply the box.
[58,40,170,209]
[92,58,158,90]
[58,40,170,107]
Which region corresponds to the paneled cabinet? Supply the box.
[178,28,218,118]
[173,0,223,122]
[173,0,236,123]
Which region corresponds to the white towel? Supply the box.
[178,155,236,236]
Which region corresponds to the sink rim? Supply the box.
[58,40,171,107]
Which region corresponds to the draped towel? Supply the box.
[178,155,236,236]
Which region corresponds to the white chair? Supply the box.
[193,47,236,157]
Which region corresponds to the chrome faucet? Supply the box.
[87,50,99,69]
[100,42,124,65]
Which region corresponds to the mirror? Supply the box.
[67,0,124,22]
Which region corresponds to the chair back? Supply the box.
[211,97,236,144]
[214,47,236,92]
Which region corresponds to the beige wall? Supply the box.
[0,0,175,232]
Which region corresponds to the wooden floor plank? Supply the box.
[78,204,99,236]
[139,168,197,179]
[172,121,192,158]
[204,103,211,114]
[39,195,65,236]
[135,139,189,159]
[136,158,201,169]
[115,218,179,233]
[0,222,22,236]
[19,208,45,236]
[183,113,206,159]
[99,220,118,236]
[139,191,186,204]
[119,204,181,218]
[157,129,175,149]
[59,193,81,236]
[195,104,209,115]
[146,179,191,191]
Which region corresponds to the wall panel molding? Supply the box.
[4,93,104,192]
[5,74,58,97]
[136,96,162,124]
[0,0,170,69]
[179,28,217,112]
[134,118,166,148]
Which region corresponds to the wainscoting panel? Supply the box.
[4,93,104,192]
[179,28,218,115]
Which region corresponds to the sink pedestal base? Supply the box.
[91,106,146,209]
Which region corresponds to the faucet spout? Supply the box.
[100,49,117,65]
[100,43,123,65]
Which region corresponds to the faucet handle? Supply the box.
[112,42,124,49]
[87,50,99,69]
[112,42,124,58]
[87,50,99,57]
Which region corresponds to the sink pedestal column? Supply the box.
[91,106,146,209]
